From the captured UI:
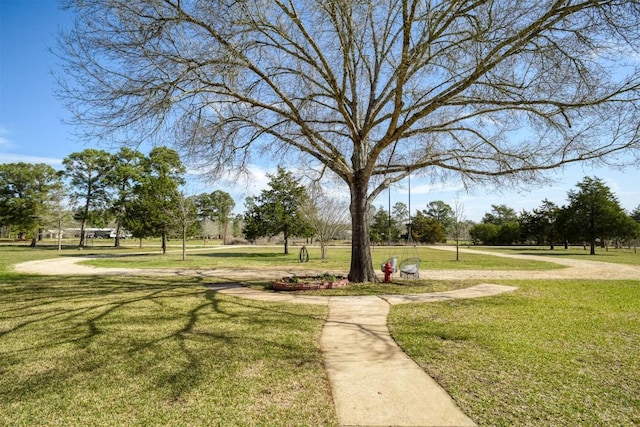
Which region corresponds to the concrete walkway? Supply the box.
[14,250,639,425]
[321,296,473,427]
[15,247,640,280]
[14,256,522,426]
[210,283,517,426]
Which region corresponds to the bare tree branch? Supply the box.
[58,0,640,281]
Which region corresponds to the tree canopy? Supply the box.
[197,190,235,243]
[63,149,114,247]
[424,201,454,233]
[411,211,446,244]
[0,162,62,246]
[563,176,635,254]
[471,204,520,245]
[370,205,400,245]
[59,0,640,281]
[105,147,145,247]
[519,199,568,249]
[474,179,639,250]
[243,167,313,254]
[124,147,186,253]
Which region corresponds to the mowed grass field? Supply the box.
[1,243,639,426]
[81,243,563,271]
[389,278,640,426]
[467,245,640,266]
[0,246,336,426]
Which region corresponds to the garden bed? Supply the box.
[271,274,349,291]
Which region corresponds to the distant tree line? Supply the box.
[0,151,351,257]
[2,152,638,257]
[368,177,640,255]
[1,147,224,252]
[370,200,471,246]
[471,177,640,255]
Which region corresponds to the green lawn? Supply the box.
[0,237,224,249]
[389,279,640,426]
[1,245,639,426]
[81,245,563,272]
[0,247,336,426]
[468,245,640,266]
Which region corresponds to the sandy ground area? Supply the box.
[11,246,640,280]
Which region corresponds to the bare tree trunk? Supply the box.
[78,195,91,248]
[29,224,39,248]
[79,217,87,248]
[349,175,377,283]
[114,222,122,248]
[284,231,289,255]
[162,230,167,255]
[222,220,228,245]
[57,217,62,251]
[182,224,186,261]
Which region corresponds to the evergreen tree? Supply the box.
[412,210,446,244]
[0,162,62,246]
[197,190,235,243]
[125,147,186,254]
[242,167,313,254]
[530,199,560,249]
[471,204,520,245]
[391,202,408,238]
[424,201,454,233]
[482,204,518,225]
[63,149,114,247]
[105,147,145,247]
[564,176,631,255]
[369,205,400,245]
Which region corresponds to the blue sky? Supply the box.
[1,0,638,221]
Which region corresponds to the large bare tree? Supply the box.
[58,0,640,282]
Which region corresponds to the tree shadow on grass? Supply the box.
[0,273,327,417]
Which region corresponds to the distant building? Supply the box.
[45,228,132,239]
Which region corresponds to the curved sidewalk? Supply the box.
[210,283,517,426]
[15,249,640,280]
[12,255,518,426]
[13,251,638,425]
[14,250,639,426]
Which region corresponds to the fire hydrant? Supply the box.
[383,261,393,283]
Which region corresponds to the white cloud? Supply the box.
[236,164,274,196]
[0,152,63,166]
[184,163,275,211]
[0,127,11,147]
